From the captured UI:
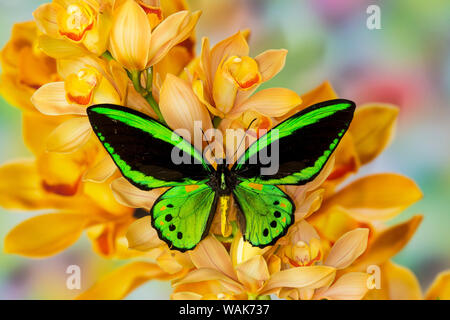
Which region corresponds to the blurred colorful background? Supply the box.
[0,0,449,299]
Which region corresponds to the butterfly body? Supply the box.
[207,163,236,196]
[87,99,356,252]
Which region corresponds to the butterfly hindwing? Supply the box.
[232,181,295,247]
[87,104,213,190]
[151,184,218,251]
[232,99,356,185]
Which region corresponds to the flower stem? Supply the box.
[213,116,222,128]
[130,70,146,96]
[101,50,113,61]
[145,93,165,125]
[130,70,166,125]
[146,67,153,92]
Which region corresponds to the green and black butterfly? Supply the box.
[87,99,355,252]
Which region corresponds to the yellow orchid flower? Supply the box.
[0,158,141,258]
[76,261,188,300]
[29,56,128,184]
[24,0,201,184]
[159,73,213,143]
[74,215,195,299]
[362,262,450,300]
[0,22,58,113]
[189,31,302,135]
[170,227,370,301]
[239,219,370,301]
[0,0,202,262]
[28,54,160,183]
[34,0,113,56]
[109,0,200,72]
[2,112,160,260]
[277,81,430,301]
[171,235,277,300]
[2,72,149,261]
[425,271,450,300]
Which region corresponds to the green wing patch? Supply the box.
[151,184,218,251]
[232,181,295,247]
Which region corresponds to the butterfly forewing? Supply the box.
[232,99,356,186]
[87,104,213,190]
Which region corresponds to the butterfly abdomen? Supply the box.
[207,164,236,237]
[219,195,232,237]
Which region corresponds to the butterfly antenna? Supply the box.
[200,128,216,158]
[228,118,257,164]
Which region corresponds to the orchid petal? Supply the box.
[325,173,423,221]
[262,266,336,293]
[46,117,92,153]
[83,156,117,183]
[315,272,370,300]
[349,104,399,164]
[31,82,87,115]
[111,177,162,209]
[190,236,237,281]
[230,88,302,118]
[324,228,369,269]
[126,216,164,251]
[109,0,151,71]
[76,262,182,299]
[255,49,287,82]
[425,270,450,300]
[5,212,89,257]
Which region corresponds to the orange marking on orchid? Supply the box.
[236,73,261,89]
[305,260,315,266]
[282,217,286,223]
[59,22,93,42]
[66,91,93,105]
[96,229,112,255]
[42,180,79,196]
[288,257,301,268]
[280,203,287,208]
[310,250,322,264]
[65,67,100,105]
[256,117,271,137]
[57,4,95,42]
[160,221,164,226]
[327,158,358,180]
[225,56,262,90]
[138,2,163,19]
[160,206,166,211]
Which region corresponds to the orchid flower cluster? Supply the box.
[0,0,448,300]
